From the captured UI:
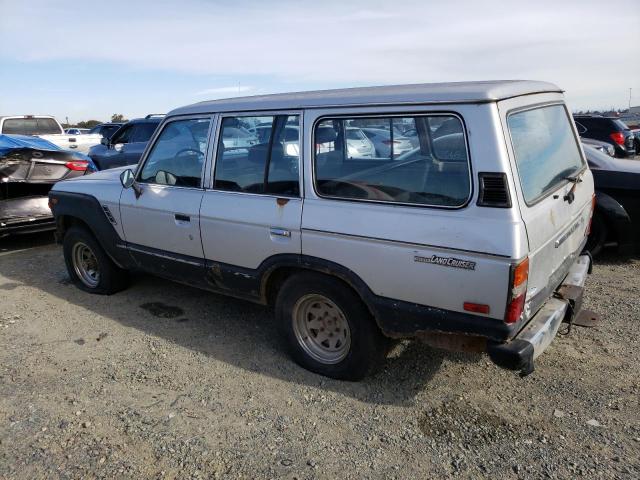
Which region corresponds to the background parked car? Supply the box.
[0,115,101,154]
[631,127,640,154]
[581,137,615,156]
[65,128,90,135]
[573,115,636,158]
[88,116,162,170]
[0,134,95,237]
[315,126,376,158]
[360,127,413,157]
[583,144,640,255]
[87,122,124,140]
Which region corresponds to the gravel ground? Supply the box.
[0,233,639,479]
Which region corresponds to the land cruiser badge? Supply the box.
[414,254,476,270]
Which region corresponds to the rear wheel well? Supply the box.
[263,266,374,316]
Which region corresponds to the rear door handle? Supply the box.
[270,227,291,237]
[174,213,190,222]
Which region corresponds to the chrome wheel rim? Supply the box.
[72,242,100,288]
[292,294,351,364]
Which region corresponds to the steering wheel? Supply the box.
[174,148,204,162]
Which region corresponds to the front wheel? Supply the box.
[63,226,129,294]
[275,272,387,380]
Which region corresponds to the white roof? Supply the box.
[169,80,562,116]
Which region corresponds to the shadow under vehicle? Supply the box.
[0,134,95,238]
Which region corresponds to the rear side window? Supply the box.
[508,105,585,204]
[131,123,159,143]
[214,115,300,196]
[314,115,470,207]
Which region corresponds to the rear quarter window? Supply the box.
[313,114,471,208]
[508,104,585,204]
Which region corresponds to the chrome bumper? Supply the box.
[488,254,591,375]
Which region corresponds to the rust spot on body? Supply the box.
[276,197,289,207]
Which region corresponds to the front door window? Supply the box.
[139,118,211,188]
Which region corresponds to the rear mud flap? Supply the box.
[573,309,601,327]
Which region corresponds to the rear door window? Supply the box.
[213,115,300,196]
[314,114,470,207]
[508,104,585,204]
[131,123,159,143]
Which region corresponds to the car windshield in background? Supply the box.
[314,115,470,207]
[508,105,584,204]
[2,118,61,135]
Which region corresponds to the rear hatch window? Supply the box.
[508,105,585,204]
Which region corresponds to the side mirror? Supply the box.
[120,169,135,188]
[100,137,109,146]
[120,169,143,198]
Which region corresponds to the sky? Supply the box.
[0,0,639,123]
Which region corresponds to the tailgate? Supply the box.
[502,102,594,318]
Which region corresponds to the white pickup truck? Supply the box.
[0,115,102,154]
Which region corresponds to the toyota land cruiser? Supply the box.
[49,81,596,380]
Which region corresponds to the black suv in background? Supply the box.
[88,116,162,170]
[573,115,636,158]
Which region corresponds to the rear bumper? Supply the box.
[0,196,55,237]
[487,254,591,374]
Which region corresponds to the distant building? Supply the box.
[629,106,640,114]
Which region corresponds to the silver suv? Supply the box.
[49,81,596,380]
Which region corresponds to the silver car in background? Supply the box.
[360,127,413,157]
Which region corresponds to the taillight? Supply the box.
[505,257,528,324]
[65,160,89,171]
[586,194,596,236]
[609,132,625,145]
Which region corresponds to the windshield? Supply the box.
[508,104,585,204]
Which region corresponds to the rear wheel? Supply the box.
[63,226,129,294]
[276,272,387,380]
[585,212,608,256]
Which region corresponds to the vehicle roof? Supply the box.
[573,115,621,120]
[169,80,562,116]
[0,115,56,120]
[126,117,163,125]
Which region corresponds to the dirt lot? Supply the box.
[0,233,639,479]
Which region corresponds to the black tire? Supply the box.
[63,226,129,294]
[585,212,608,257]
[275,272,387,380]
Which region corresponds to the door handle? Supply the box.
[270,227,291,238]
[174,213,190,222]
